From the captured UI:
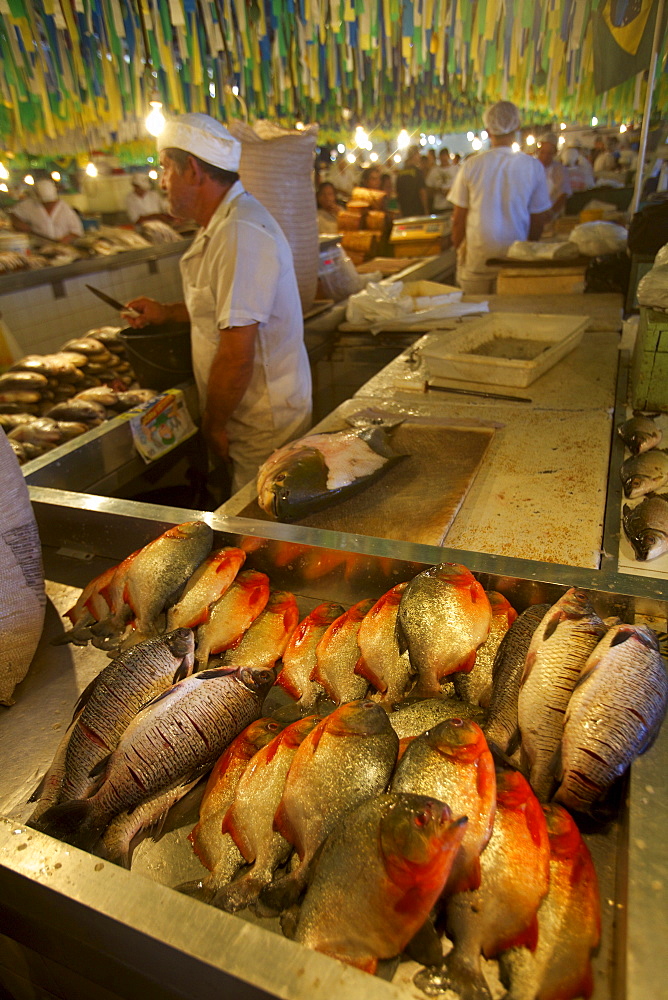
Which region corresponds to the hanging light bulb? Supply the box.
[0,183,7,193]
[51,170,61,182]
[397,129,410,150]
[480,130,488,141]
[526,134,535,145]
[560,122,567,130]
[369,151,379,162]
[295,121,305,131]
[85,161,98,177]
[591,115,598,127]
[466,131,474,141]
[558,136,566,147]
[148,169,158,180]
[619,123,627,133]
[146,98,166,138]
[511,142,520,152]
[393,152,402,163]
[0,162,8,180]
[24,174,34,185]
[471,137,482,151]
[346,152,356,164]
[337,143,345,154]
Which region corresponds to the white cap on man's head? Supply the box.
[132,174,151,190]
[157,113,241,171]
[36,179,58,202]
[483,101,521,136]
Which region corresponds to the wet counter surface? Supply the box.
[0,501,665,1000]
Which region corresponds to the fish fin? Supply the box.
[273,799,300,850]
[29,799,102,851]
[280,905,300,940]
[414,959,492,1000]
[486,738,525,773]
[257,870,304,914]
[174,878,216,904]
[195,666,239,680]
[213,871,266,913]
[88,753,112,780]
[454,649,477,676]
[490,914,539,956]
[403,916,443,966]
[273,666,301,701]
[448,855,481,894]
[220,805,255,863]
[173,659,193,684]
[353,654,388,693]
[70,676,100,722]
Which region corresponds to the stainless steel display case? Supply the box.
[0,492,666,1000]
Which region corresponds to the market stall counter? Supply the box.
[0,496,666,1000]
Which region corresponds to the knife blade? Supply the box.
[85,284,140,318]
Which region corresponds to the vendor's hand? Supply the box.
[202,413,230,462]
[123,297,169,329]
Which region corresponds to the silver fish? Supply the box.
[620,449,668,499]
[397,563,492,698]
[388,697,486,745]
[354,583,413,707]
[623,493,668,561]
[311,598,375,704]
[216,714,323,912]
[454,591,517,708]
[8,418,63,447]
[167,547,246,630]
[554,623,668,813]
[33,629,196,813]
[36,665,274,851]
[274,602,345,710]
[483,604,551,754]
[518,589,607,801]
[617,414,662,455]
[221,590,299,670]
[45,399,107,425]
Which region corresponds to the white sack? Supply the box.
[569,221,628,256]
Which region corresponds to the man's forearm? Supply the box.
[451,206,467,248]
[528,210,550,241]
[163,301,190,324]
[203,325,257,433]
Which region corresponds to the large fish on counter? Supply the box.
[518,589,608,801]
[554,623,668,814]
[293,793,467,974]
[414,770,550,1000]
[34,665,274,851]
[500,804,601,1000]
[256,414,407,521]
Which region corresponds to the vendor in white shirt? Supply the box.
[125,175,172,225]
[536,132,572,218]
[124,114,312,495]
[448,101,551,294]
[10,179,83,243]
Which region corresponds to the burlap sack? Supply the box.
[228,121,319,312]
[0,431,46,705]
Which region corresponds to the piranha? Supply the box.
[622,492,668,561]
[617,413,662,455]
[256,415,406,521]
[294,793,468,974]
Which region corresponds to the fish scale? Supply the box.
[518,589,607,801]
[35,666,273,851]
[555,623,668,813]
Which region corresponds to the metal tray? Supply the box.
[1,494,666,1000]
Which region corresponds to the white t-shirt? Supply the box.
[544,161,572,204]
[448,147,551,279]
[12,198,83,240]
[180,181,312,478]
[125,189,166,224]
[426,165,458,211]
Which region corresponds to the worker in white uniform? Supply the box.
[10,179,84,242]
[125,113,312,494]
[448,101,552,294]
[125,175,171,225]
[536,133,572,218]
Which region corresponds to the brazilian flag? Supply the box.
[593,0,664,94]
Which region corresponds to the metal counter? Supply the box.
[0,494,666,1000]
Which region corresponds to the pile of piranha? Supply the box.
[22,520,668,999]
[618,412,668,561]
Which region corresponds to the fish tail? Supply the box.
[174,878,217,904]
[212,871,266,913]
[414,954,492,1000]
[29,798,105,851]
[257,869,304,915]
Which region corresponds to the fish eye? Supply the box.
[414,809,429,827]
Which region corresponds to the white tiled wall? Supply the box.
[0,253,185,358]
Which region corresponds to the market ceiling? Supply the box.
[0,0,666,151]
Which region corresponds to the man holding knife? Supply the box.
[124,113,312,494]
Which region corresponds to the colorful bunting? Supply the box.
[0,0,666,149]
